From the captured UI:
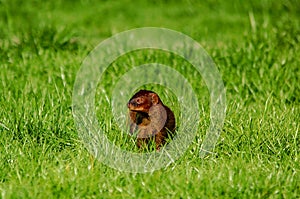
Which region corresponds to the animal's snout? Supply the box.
[127,100,137,108]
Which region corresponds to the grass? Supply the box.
[0,0,299,198]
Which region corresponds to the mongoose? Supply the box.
[127,90,176,150]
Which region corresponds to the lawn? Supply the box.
[0,0,299,198]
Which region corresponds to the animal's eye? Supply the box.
[136,97,145,105]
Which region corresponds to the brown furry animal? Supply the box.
[127,90,176,150]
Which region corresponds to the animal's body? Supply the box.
[127,90,176,150]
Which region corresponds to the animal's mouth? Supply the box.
[127,103,145,112]
[130,109,148,114]
[131,110,141,112]
[127,102,138,109]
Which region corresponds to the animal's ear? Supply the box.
[150,93,159,105]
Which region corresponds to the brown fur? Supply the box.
[127,90,176,150]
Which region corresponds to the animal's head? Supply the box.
[127,90,161,113]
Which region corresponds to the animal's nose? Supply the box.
[128,99,138,108]
[127,100,136,108]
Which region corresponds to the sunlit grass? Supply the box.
[0,0,299,198]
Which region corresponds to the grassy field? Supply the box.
[1,0,299,198]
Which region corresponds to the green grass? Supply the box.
[0,0,299,198]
